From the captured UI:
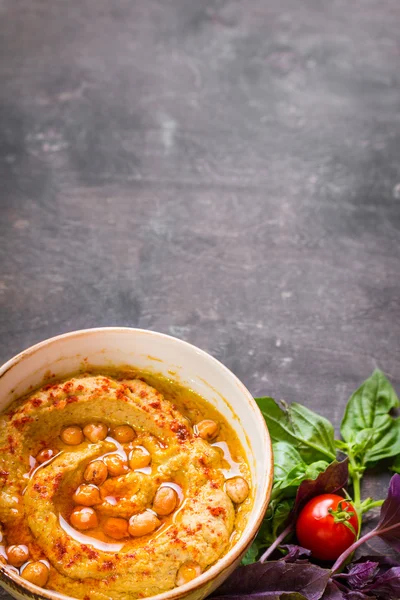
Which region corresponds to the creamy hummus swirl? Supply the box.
[0,375,249,600]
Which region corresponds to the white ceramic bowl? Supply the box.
[0,328,273,600]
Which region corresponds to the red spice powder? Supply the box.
[170,421,189,441]
[149,401,161,409]
[43,384,59,392]
[31,398,43,408]
[62,382,74,393]
[81,545,99,560]
[100,560,115,571]
[13,416,34,430]
[53,473,63,492]
[7,435,16,454]
[0,469,9,481]
[54,540,67,559]
[66,395,79,404]
[208,506,226,517]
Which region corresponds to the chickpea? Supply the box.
[153,486,177,516]
[129,447,151,470]
[73,484,101,506]
[103,454,129,477]
[176,561,202,587]
[128,511,160,537]
[225,477,249,504]
[196,420,219,441]
[112,425,136,443]
[61,426,83,446]
[84,460,108,486]
[36,448,56,464]
[21,562,49,587]
[6,545,30,567]
[103,517,129,540]
[83,422,108,443]
[70,506,98,530]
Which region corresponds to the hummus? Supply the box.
[0,372,252,600]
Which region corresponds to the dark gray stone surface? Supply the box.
[0,0,399,595]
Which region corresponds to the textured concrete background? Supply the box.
[0,0,399,593]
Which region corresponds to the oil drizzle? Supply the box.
[59,515,124,552]
[211,441,242,479]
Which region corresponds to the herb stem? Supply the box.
[361,499,384,513]
[259,521,293,563]
[348,453,362,516]
[331,528,376,573]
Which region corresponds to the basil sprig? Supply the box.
[337,369,400,512]
[244,369,400,565]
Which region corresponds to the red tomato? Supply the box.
[296,493,358,561]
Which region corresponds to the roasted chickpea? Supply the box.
[6,545,30,567]
[176,561,202,586]
[21,561,49,587]
[61,426,83,446]
[36,449,56,464]
[72,484,101,506]
[83,422,108,443]
[70,506,98,530]
[84,460,108,486]
[103,517,129,540]
[153,486,177,516]
[103,454,129,476]
[128,511,160,537]
[112,425,136,443]
[129,447,151,470]
[196,420,219,441]
[225,477,249,504]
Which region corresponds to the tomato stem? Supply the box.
[327,500,357,536]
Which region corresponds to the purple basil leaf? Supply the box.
[279,544,312,563]
[375,473,400,552]
[321,581,346,600]
[295,459,349,514]
[365,566,400,598]
[209,561,331,600]
[333,555,400,600]
[351,556,400,569]
[337,561,379,589]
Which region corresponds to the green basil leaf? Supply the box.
[278,460,329,497]
[303,460,330,481]
[256,397,336,463]
[271,499,293,539]
[252,498,295,554]
[241,540,262,565]
[272,442,329,498]
[340,369,400,467]
[273,442,306,483]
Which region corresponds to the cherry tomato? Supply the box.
[296,493,358,561]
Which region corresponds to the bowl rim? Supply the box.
[0,327,273,600]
